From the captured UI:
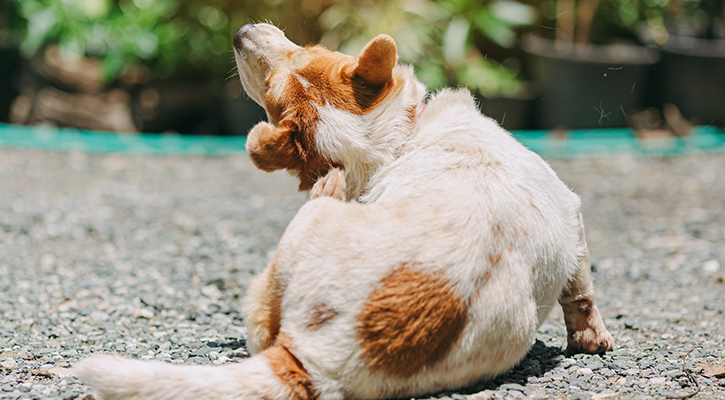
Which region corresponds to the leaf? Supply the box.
[473,9,516,48]
[443,17,470,67]
[699,360,725,378]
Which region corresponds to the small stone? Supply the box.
[468,391,493,400]
[133,308,154,319]
[703,259,720,273]
[584,359,604,370]
[576,368,594,375]
[664,369,685,378]
[212,356,231,365]
[201,285,222,299]
[1,359,18,370]
[498,383,528,394]
[49,367,74,378]
[90,311,109,321]
[650,377,667,384]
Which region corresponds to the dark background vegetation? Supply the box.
[1,0,723,134]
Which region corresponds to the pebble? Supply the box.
[1,359,18,370]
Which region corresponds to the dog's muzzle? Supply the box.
[233,24,255,53]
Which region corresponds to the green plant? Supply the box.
[316,0,533,97]
[538,0,724,44]
[8,0,322,81]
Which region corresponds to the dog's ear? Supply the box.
[246,121,302,172]
[353,34,398,86]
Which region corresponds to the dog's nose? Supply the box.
[233,24,255,51]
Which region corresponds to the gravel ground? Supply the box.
[0,147,724,400]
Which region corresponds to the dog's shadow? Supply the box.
[403,340,565,399]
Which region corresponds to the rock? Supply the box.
[48,367,74,378]
[702,259,720,273]
[201,285,222,299]
[133,308,154,319]
[649,377,667,384]
[0,359,18,370]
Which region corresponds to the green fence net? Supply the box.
[0,123,723,158]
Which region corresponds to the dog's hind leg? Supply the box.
[558,213,614,355]
[309,168,346,201]
[244,258,284,355]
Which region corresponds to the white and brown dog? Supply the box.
[75,23,614,400]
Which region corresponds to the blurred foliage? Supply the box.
[5,0,540,96]
[4,0,721,89]
[594,0,724,43]
[318,0,534,97]
[537,0,723,43]
[6,0,322,80]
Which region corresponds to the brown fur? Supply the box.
[246,37,401,191]
[264,333,316,400]
[356,264,468,378]
[561,299,609,355]
[306,303,338,331]
[248,259,283,352]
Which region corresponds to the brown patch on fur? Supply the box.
[251,258,283,351]
[357,264,468,378]
[470,269,492,303]
[488,252,502,266]
[264,333,316,400]
[250,36,401,190]
[306,303,338,331]
[493,224,503,239]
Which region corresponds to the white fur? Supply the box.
[75,23,611,400]
[74,354,292,400]
[315,65,427,200]
[262,87,583,399]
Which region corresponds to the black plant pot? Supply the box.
[651,36,725,126]
[476,87,537,131]
[523,36,660,130]
[0,46,21,123]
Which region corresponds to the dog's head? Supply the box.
[233,23,424,194]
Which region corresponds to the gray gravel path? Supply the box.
[1,147,724,400]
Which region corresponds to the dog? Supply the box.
[75,23,614,400]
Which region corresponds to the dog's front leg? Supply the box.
[558,213,614,355]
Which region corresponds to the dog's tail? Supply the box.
[73,345,314,400]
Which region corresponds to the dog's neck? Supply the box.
[315,65,428,200]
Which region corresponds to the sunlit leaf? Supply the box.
[443,17,469,67]
[489,0,535,27]
[474,9,516,48]
[21,8,57,56]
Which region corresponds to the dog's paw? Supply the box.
[309,168,346,201]
[563,301,615,355]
